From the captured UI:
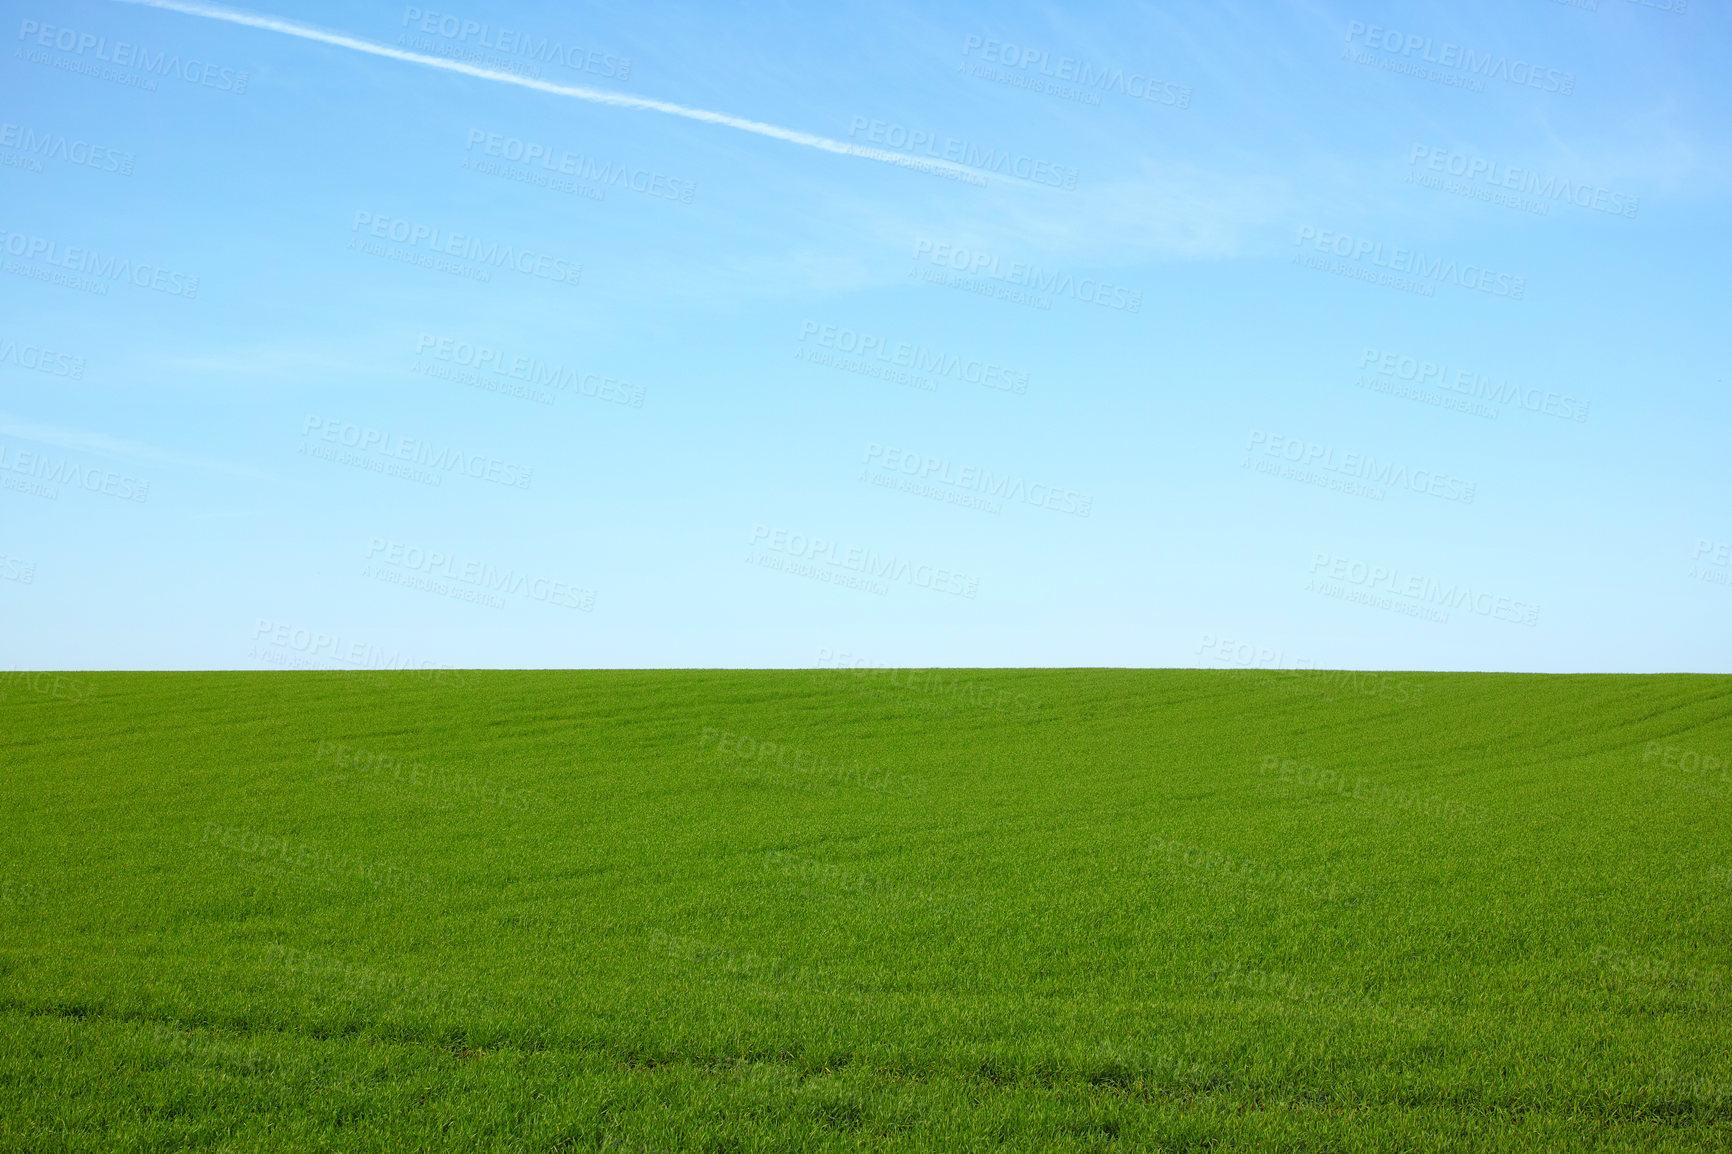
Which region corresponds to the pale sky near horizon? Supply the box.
[2,0,1728,672]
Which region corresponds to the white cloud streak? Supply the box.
[109,0,986,183]
[0,412,273,480]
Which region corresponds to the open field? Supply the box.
[1,668,1730,1151]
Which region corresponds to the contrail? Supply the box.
[108,0,988,184]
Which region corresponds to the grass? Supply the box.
[1,667,1729,1152]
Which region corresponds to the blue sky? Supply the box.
[2,0,1727,672]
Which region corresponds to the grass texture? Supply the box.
[1,668,1729,1152]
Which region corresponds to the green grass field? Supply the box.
[2,668,1730,1152]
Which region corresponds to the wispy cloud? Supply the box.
[0,412,273,480]
[111,0,988,183]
